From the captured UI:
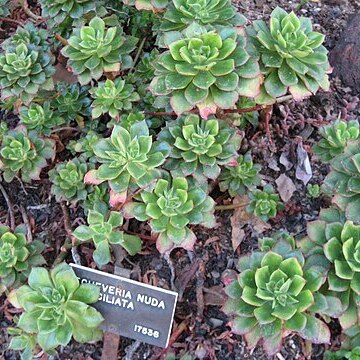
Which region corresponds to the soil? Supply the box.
[1,0,360,359]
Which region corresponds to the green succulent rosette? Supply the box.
[62,17,138,85]
[150,27,261,118]
[20,101,65,136]
[51,82,91,122]
[0,126,55,183]
[67,131,101,162]
[0,43,55,104]
[90,78,140,119]
[0,224,45,293]
[158,114,242,182]
[219,153,261,196]
[73,203,141,265]
[299,217,360,330]
[313,119,360,162]
[8,327,37,360]
[247,7,330,104]
[85,121,170,206]
[322,141,360,222]
[123,177,215,253]
[247,184,284,221]
[10,263,103,352]
[49,158,94,204]
[224,244,330,355]
[83,183,110,213]
[160,0,246,32]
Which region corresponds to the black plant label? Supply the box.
[71,264,178,348]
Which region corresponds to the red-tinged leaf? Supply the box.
[84,170,103,185]
[197,98,217,119]
[110,189,127,207]
[299,314,330,344]
[262,332,283,355]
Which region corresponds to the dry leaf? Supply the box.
[275,174,297,203]
[295,142,312,185]
[204,285,227,306]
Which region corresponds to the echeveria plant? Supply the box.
[219,153,261,196]
[158,114,242,182]
[73,204,142,265]
[0,224,45,293]
[0,126,55,183]
[248,7,330,103]
[0,43,55,104]
[322,141,360,222]
[224,245,330,354]
[67,131,101,162]
[150,28,261,118]
[90,78,140,119]
[247,184,284,221]
[123,177,215,253]
[20,102,65,136]
[9,263,103,352]
[85,121,170,205]
[49,158,93,204]
[313,119,360,162]
[62,17,138,85]
[160,0,246,32]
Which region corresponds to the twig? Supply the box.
[130,37,146,72]
[163,252,176,291]
[19,0,42,21]
[262,105,274,147]
[54,33,68,46]
[196,259,205,316]
[215,201,249,211]
[20,206,33,242]
[0,183,15,230]
[0,17,23,26]
[51,126,83,133]
[124,340,141,360]
[122,229,158,241]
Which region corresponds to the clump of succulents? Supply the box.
[19,102,65,136]
[0,43,55,104]
[307,184,321,198]
[62,17,138,85]
[313,119,360,162]
[223,243,330,354]
[0,126,55,183]
[119,112,146,130]
[51,83,91,121]
[40,0,97,26]
[73,204,142,265]
[219,153,261,196]
[158,114,242,182]
[298,217,360,329]
[0,225,45,293]
[2,22,49,51]
[49,158,94,204]
[247,7,330,104]
[67,131,101,162]
[150,27,261,118]
[9,263,103,352]
[8,327,37,360]
[83,184,110,213]
[322,141,360,222]
[90,78,140,119]
[160,0,246,32]
[85,121,170,205]
[123,177,215,253]
[325,346,360,360]
[247,184,284,221]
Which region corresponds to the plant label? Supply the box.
[70,263,178,348]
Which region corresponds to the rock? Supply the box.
[330,13,360,93]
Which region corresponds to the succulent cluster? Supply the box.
[248,7,331,104]
[0,126,55,183]
[124,177,215,252]
[62,17,138,85]
[73,204,141,265]
[0,225,45,293]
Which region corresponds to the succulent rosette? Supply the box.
[0,224,45,293]
[158,114,242,182]
[160,0,246,32]
[123,177,215,253]
[149,28,261,118]
[313,119,360,162]
[90,78,140,119]
[219,153,261,196]
[0,126,55,183]
[247,7,330,104]
[224,243,330,354]
[62,17,138,85]
[322,141,360,222]
[49,158,94,204]
[10,263,103,352]
[67,131,101,162]
[0,43,55,104]
[85,121,170,205]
